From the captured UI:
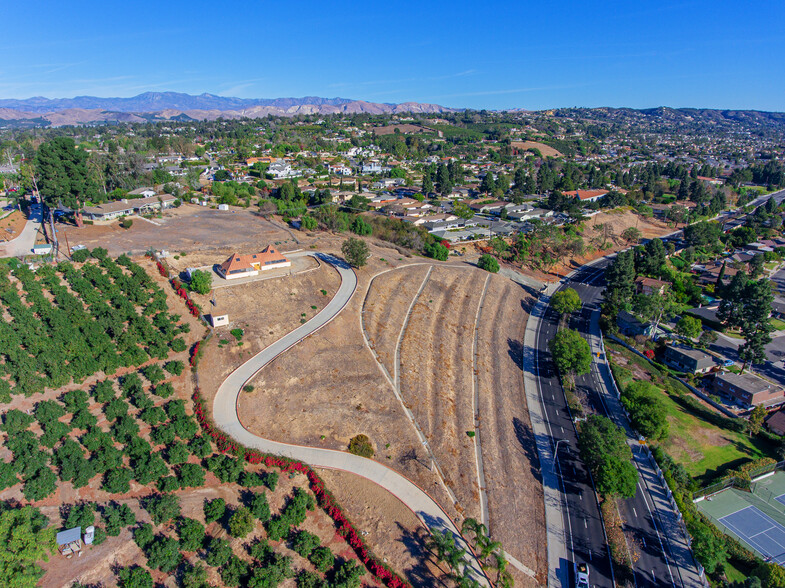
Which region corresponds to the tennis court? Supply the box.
[719,506,785,564]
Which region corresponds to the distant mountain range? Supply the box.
[0,92,454,127]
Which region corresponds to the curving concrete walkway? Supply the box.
[212,252,490,586]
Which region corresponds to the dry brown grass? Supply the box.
[511,140,563,158]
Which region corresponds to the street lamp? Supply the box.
[553,439,570,472]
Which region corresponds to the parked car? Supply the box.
[722,359,735,367]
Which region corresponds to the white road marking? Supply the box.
[633,507,638,517]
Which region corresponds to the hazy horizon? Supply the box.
[6,0,785,111]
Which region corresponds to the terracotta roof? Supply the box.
[219,246,289,275]
[563,189,608,200]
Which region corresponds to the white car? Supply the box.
[575,562,590,588]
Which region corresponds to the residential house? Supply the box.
[83,194,176,221]
[328,163,353,176]
[664,345,715,374]
[765,409,785,435]
[267,161,301,179]
[128,187,156,198]
[508,208,553,221]
[713,372,785,408]
[360,163,387,175]
[217,246,291,280]
[616,310,655,337]
[563,189,608,203]
[635,276,669,296]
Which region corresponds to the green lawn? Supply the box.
[771,318,785,331]
[607,342,776,483]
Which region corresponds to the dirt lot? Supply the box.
[367,266,545,586]
[217,239,545,585]
[511,140,563,158]
[229,239,460,530]
[316,468,448,587]
[0,209,28,242]
[62,204,298,257]
[397,267,485,521]
[474,276,545,586]
[196,260,342,408]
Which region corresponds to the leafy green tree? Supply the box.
[220,554,250,587]
[250,492,271,522]
[190,270,212,294]
[117,566,153,588]
[675,315,702,340]
[177,517,206,551]
[166,442,190,465]
[300,215,318,231]
[0,504,56,587]
[754,562,785,588]
[188,436,212,459]
[228,506,255,538]
[297,570,328,588]
[350,217,373,236]
[477,254,499,273]
[143,364,165,385]
[424,241,449,261]
[177,463,205,488]
[102,502,135,536]
[632,290,678,337]
[35,138,99,208]
[181,563,209,588]
[102,468,133,494]
[621,381,669,440]
[333,559,366,588]
[578,415,637,498]
[291,529,320,557]
[146,536,181,572]
[341,237,370,268]
[551,288,582,315]
[143,493,181,525]
[603,249,635,316]
[204,498,226,523]
[206,536,233,567]
[309,546,335,572]
[23,467,58,501]
[690,523,727,574]
[549,328,592,388]
[63,502,95,530]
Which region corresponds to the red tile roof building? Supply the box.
[563,189,608,202]
[217,246,291,280]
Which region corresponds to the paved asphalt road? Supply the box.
[212,252,491,587]
[534,266,615,588]
[568,263,704,587]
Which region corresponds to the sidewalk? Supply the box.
[522,282,569,588]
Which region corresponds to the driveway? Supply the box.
[212,252,490,586]
[0,204,43,258]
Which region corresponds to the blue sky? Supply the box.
[5,0,785,111]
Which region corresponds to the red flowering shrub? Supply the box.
[189,384,413,588]
[643,349,655,359]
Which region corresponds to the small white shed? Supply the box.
[218,204,229,211]
[209,311,229,327]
